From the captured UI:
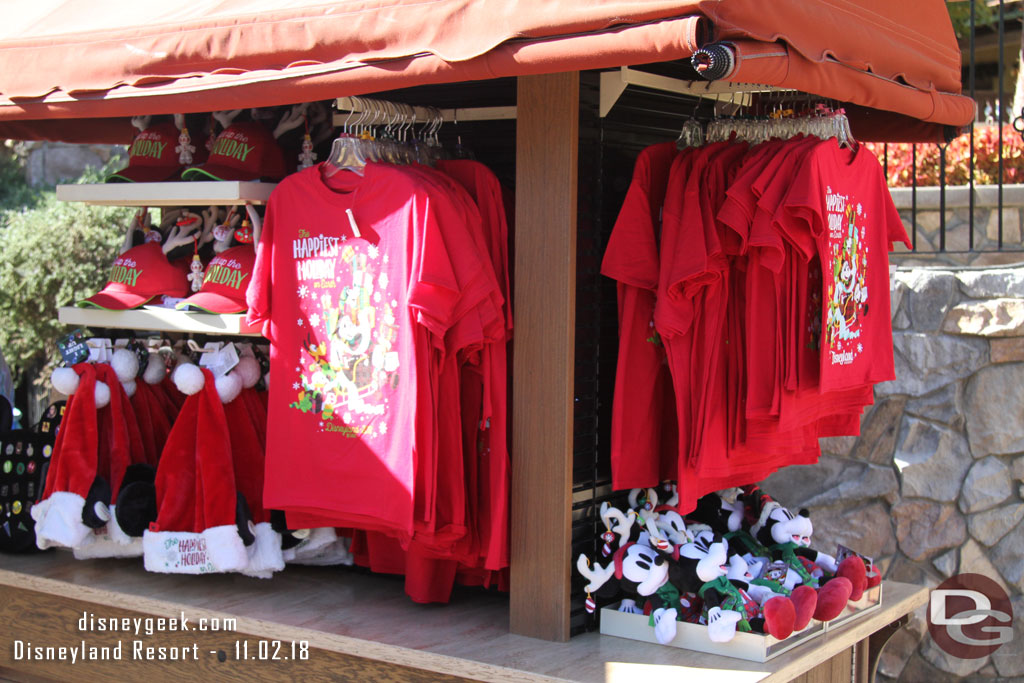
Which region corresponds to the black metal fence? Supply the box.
[884,1,1024,264]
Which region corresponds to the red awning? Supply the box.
[0,0,973,142]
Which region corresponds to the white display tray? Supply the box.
[599,581,882,663]
[599,602,825,663]
[822,582,883,632]
[55,181,275,206]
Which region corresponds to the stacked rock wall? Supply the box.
[762,265,1024,681]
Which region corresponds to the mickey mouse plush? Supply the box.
[739,484,855,621]
[677,531,796,641]
[691,490,769,560]
[576,543,683,644]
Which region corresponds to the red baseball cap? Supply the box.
[78,243,188,310]
[181,122,287,182]
[106,123,185,183]
[175,245,256,314]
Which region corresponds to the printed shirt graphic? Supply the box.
[824,196,869,361]
[778,139,911,392]
[290,236,399,433]
[248,163,463,535]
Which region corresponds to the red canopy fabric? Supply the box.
[0,0,972,142]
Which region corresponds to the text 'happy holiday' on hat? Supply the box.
[77,243,188,310]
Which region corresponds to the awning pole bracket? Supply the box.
[598,65,784,117]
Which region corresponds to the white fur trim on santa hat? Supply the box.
[72,526,143,559]
[31,491,92,550]
[240,523,284,578]
[51,367,80,396]
[122,380,137,398]
[104,505,135,546]
[215,372,242,404]
[111,348,139,383]
[172,363,205,396]
[234,356,261,389]
[143,354,166,385]
[143,524,248,574]
[94,380,111,409]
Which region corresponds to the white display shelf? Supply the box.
[58,305,262,337]
[55,181,276,206]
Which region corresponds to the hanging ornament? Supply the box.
[297,117,317,170]
[585,591,596,614]
[187,238,204,292]
[135,207,161,244]
[213,207,237,244]
[234,217,254,244]
[176,125,196,166]
[600,530,616,558]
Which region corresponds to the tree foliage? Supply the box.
[0,156,131,378]
[946,1,995,40]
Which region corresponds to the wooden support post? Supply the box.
[510,71,579,641]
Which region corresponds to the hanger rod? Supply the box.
[599,66,789,117]
[334,97,516,126]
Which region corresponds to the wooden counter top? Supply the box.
[0,552,927,682]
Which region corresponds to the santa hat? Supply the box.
[74,362,149,558]
[32,363,109,549]
[612,541,636,580]
[111,348,163,466]
[222,377,283,578]
[143,366,249,574]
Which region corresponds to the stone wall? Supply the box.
[889,185,1024,268]
[19,141,125,187]
[763,264,1024,681]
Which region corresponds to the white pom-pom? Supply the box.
[235,356,261,389]
[172,363,205,396]
[94,381,111,409]
[215,372,242,404]
[51,367,80,396]
[122,380,137,398]
[111,348,139,383]
[143,354,165,385]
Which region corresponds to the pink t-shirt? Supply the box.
[248,162,470,535]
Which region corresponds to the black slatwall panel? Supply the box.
[569,71,718,635]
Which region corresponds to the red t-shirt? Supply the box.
[248,162,472,536]
[776,139,911,393]
[600,141,679,490]
[436,159,513,572]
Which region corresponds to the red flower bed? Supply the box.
[865,124,1024,187]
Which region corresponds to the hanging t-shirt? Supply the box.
[600,141,679,490]
[248,162,475,536]
[776,139,911,393]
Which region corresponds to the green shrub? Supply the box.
[0,158,131,377]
